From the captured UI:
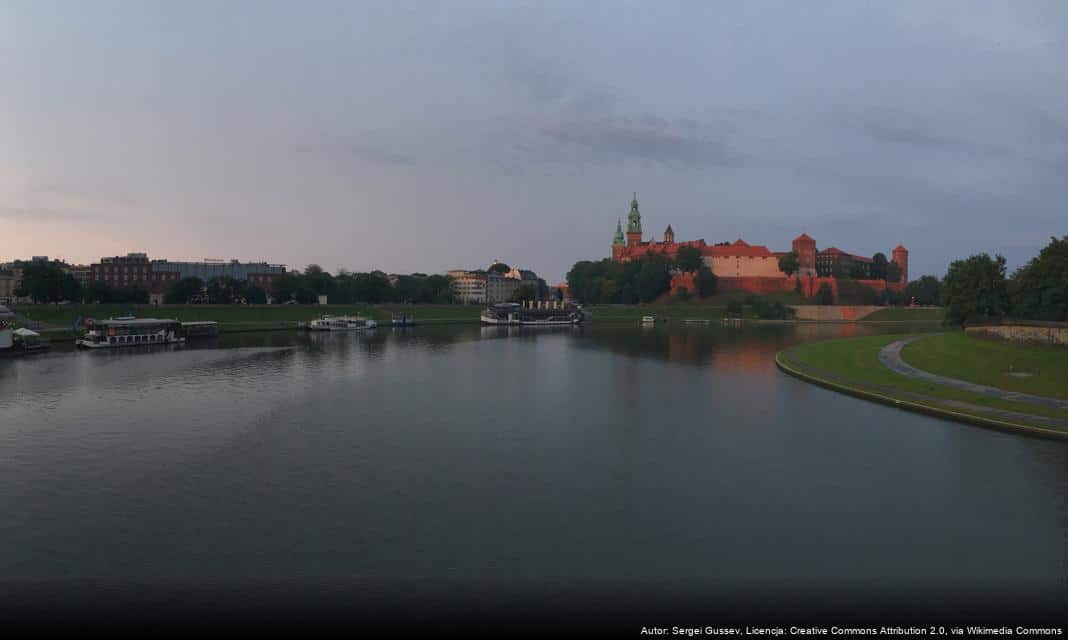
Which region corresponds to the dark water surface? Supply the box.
[1,324,1066,620]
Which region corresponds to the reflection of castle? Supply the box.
[610,195,907,298]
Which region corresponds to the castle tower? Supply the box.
[892,245,909,283]
[664,224,674,244]
[626,193,643,247]
[792,233,817,277]
[612,219,625,261]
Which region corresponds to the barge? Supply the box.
[76,317,185,349]
[307,314,377,331]
[480,301,586,326]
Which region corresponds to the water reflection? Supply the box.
[0,322,1064,594]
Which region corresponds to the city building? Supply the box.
[90,253,288,296]
[449,270,487,304]
[150,258,287,289]
[91,253,179,295]
[449,262,542,304]
[816,247,872,278]
[609,194,908,298]
[0,270,16,302]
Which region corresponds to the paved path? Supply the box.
[878,335,1068,411]
[779,346,1068,430]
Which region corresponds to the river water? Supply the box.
[1,323,1066,619]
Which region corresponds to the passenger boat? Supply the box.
[76,317,184,349]
[480,301,585,326]
[307,314,377,331]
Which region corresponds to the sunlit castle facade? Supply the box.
[610,195,907,297]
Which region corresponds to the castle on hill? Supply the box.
[610,194,908,298]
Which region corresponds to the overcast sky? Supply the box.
[3,1,1066,282]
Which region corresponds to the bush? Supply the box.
[675,286,691,302]
[726,299,744,316]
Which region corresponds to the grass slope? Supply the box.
[901,332,1068,401]
[783,334,1068,426]
[862,307,944,322]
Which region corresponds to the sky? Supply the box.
[3,1,1066,283]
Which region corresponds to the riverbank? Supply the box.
[11,302,945,337]
[777,333,1068,440]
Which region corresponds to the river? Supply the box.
[1,323,1065,623]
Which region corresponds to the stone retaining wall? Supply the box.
[966,324,1068,346]
[788,305,885,321]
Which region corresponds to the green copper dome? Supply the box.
[626,193,642,234]
[613,219,624,246]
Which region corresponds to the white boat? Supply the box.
[480,302,585,326]
[641,315,656,324]
[76,317,185,349]
[307,314,377,331]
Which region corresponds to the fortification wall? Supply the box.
[966,323,1068,346]
[788,306,885,321]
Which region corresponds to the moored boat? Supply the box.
[76,317,184,349]
[391,313,416,327]
[307,314,377,331]
[480,301,585,326]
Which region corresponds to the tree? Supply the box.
[1010,236,1068,321]
[886,262,902,284]
[726,299,743,316]
[778,251,800,277]
[695,266,717,298]
[941,253,1010,325]
[352,271,392,303]
[243,284,267,305]
[904,276,941,306]
[164,277,204,304]
[675,286,691,302]
[84,280,114,303]
[271,272,303,304]
[294,287,318,304]
[489,262,511,274]
[871,253,888,280]
[848,263,867,279]
[206,277,243,304]
[817,283,834,305]
[675,246,703,272]
[509,284,538,302]
[636,255,672,302]
[423,275,453,303]
[60,273,82,304]
[15,264,66,303]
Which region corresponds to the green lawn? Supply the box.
[783,334,1068,426]
[863,307,944,322]
[901,331,1068,401]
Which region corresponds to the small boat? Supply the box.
[641,315,656,324]
[391,313,416,327]
[76,317,184,349]
[307,314,377,331]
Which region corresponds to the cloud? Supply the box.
[835,107,1011,158]
[537,112,743,168]
[295,135,418,167]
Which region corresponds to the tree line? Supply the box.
[567,246,716,304]
[11,263,456,305]
[941,236,1067,325]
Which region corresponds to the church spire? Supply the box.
[626,193,642,234]
[613,219,624,246]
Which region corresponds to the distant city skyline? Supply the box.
[4,1,1067,283]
